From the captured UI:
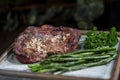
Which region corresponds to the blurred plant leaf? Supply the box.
[37,6,64,25]
[75,0,104,29]
[3,12,13,31]
[27,8,37,25]
[1,0,104,31]
[0,0,23,6]
[78,21,93,30]
[3,12,19,31]
[77,0,84,5]
[75,0,104,21]
[9,14,19,31]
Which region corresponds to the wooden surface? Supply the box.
[111,42,120,80]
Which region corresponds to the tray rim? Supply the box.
[0,30,120,80]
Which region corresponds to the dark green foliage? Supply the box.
[0,0,23,7]
[75,0,104,29]
[0,0,104,31]
[3,12,19,31]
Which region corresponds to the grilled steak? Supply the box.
[13,25,81,63]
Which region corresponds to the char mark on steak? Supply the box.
[13,25,81,63]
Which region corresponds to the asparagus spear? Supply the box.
[28,64,40,72]
[54,53,117,74]
[49,47,116,58]
[71,47,116,53]
[29,52,116,73]
[29,60,86,72]
[49,52,95,58]
[28,47,117,74]
[37,53,116,74]
[46,54,111,62]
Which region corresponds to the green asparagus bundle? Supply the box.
[28,47,117,74]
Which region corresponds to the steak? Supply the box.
[13,25,81,63]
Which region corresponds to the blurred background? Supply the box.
[0,0,120,54]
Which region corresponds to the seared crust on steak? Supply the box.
[13,25,81,63]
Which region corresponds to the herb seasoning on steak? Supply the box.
[13,25,81,63]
